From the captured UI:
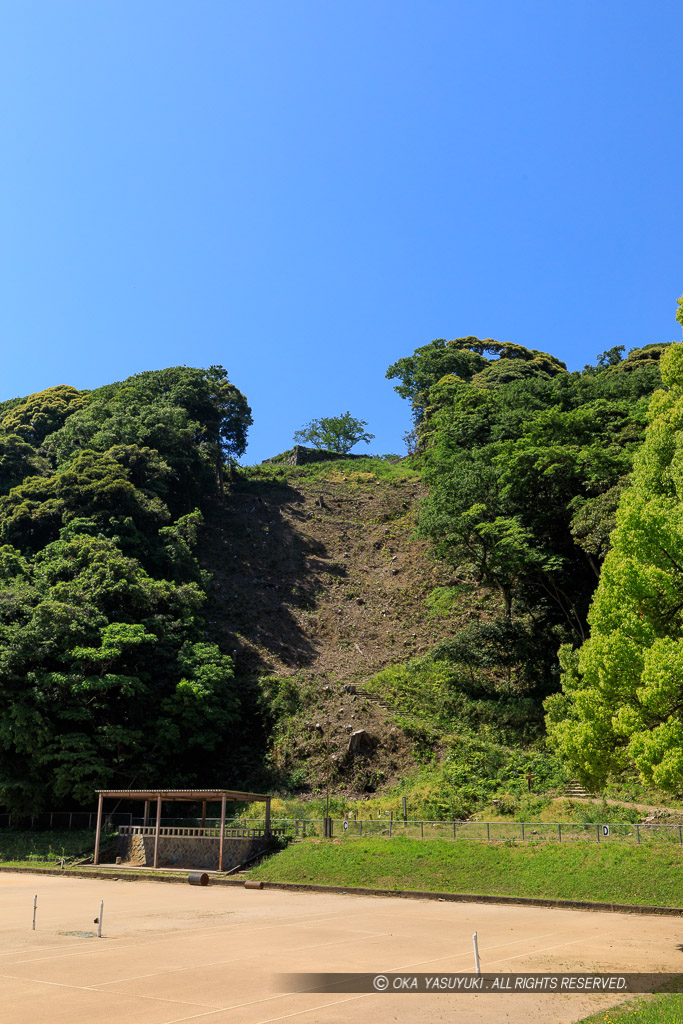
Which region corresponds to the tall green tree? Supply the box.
[546,336,683,793]
[293,412,374,454]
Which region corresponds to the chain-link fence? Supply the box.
[325,818,683,845]
[2,813,681,845]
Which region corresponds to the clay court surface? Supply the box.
[1,873,682,1024]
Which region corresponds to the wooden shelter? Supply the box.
[93,788,272,870]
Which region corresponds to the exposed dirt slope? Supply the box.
[197,462,493,796]
[200,465,481,685]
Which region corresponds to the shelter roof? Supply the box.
[96,789,269,802]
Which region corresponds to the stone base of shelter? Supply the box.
[117,832,269,871]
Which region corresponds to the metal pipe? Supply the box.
[93,793,104,866]
[97,900,104,938]
[32,894,37,931]
[473,932,481,974]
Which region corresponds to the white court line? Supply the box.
[0,930,392,993]
[142,941,583,1024]
[82,927,561,990]
[0,928,571,1024]
[0,939,93,958]
[252,995,370,1024]
[485,937,586,966]
[0,972,98,992]
[152,993,368,1024]
[8,908,369,965]
[94,930,393,986]
[101,930,571,1024]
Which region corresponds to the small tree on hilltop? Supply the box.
[293,412,375,454]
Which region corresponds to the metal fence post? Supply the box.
[420,821,424,839]
[558,823,561,843]
[521,823,525,841]
[679,826,682,846]
[636,824,640,844]
[596,824,600,842]
[359,819,362,837]
[486,822,490,841]
[453,821,456,839]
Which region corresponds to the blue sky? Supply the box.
[1,2,681,462]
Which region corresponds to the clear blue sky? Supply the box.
[1,2,681,462]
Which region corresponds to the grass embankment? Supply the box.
[248,837,683,907]
[578,994,683,1022]
[0,829,113,867]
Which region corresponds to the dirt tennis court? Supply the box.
[1,872,682,1024]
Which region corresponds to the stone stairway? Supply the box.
[564,780,592,798]
[353,688,392,710]
[353,688,427,725]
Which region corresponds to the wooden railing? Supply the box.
[118,825,284,839]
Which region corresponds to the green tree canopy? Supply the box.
[546,338,683,792]
[389,334,667,701]
[386,337,567,428]
[0,386,88,446]
[293,412,375,454]
[0,364,251,810]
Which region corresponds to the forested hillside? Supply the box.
[0,326,679,817]
[387,338,666,700]
[0,367,251,810]
[547,301,683,795]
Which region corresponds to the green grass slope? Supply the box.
[579,995,683,1022]
[249,837,683,908]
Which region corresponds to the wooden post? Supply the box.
[143,800,150,827]
[93,793,104,866]
[218,794,227,871]
[153,795,162,868]
[265,797,271,837]
[201,801,206,829]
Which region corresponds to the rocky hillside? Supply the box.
[199,458,494,797]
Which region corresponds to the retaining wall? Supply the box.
[262,445,366,466]
[117,832,268,871]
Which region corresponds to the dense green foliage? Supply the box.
[0,366,251,811]
[293,411,375,453]
[388,336,667,700]
[0,827,114,865]
[546,342,683,794]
